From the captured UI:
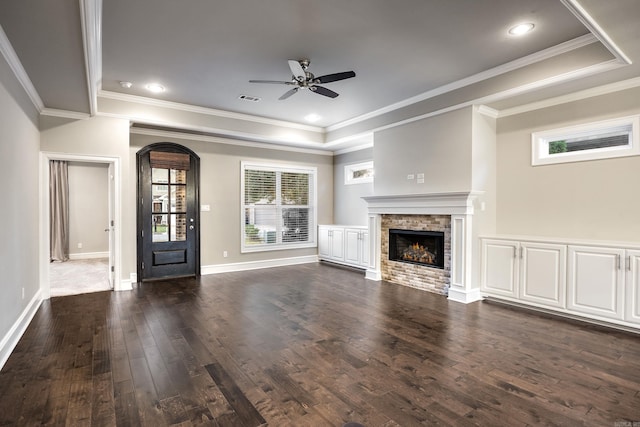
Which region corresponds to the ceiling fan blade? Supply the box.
[249,80,294,85]
[279,87,299,100]
[311,85,339,98]
[288,60,306,81]
[314,71,356,84]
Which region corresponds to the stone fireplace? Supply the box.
[363,192,483,304]
[382,215,450,294]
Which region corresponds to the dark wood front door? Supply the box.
[137,143,200,281]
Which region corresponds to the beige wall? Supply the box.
[333,147,373,225]
[0,52,40,347]
[68,162,109,256]
[373,107,473,196]
[40,115,133,276]
[130,133,334,266]
[496,87,640,242]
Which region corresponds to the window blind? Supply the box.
[150,151,191,170]
[242,163,316,252]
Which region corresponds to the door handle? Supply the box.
[104,228,110,232]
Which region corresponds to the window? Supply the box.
[344,161,374,185]
[531,115,640,166]
[241,162,317,252]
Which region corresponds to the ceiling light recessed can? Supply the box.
[119,81,133,88]
[508,22,535,36]
[145,83,165,93]
[304,113,322,123]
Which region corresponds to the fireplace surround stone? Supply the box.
[381,214,451,294]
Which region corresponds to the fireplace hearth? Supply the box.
[388,229,444,269]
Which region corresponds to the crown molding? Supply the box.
[333,141,374,156]
[327,34,599,132]
[475,105,499,118]
[326,58,626,145]
[130,127,333,156]
[561,0,632,65]
[497,76,640,118]
[41,108,91,120]
[0,24,44,111]
[98,90,324,134]
[79,0,102,116]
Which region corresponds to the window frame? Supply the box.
[531,115,640,166]
[241,161,317,253]
[344,161,374,185]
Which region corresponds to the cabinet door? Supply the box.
[567,245,624,320]
[481,239,519,298]
[318,227,331,258]
[330,228,345,261]
[625,250,640,324]
[344,229,361,265]
[519,242,566,308]
[360,230,370,267]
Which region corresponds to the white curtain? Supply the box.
[50,160,69,262]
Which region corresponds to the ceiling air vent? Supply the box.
[238,94,261,102]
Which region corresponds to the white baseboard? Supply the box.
[0,289,43,371]
[365,268,382,281]
[202,255,318,275]
[447,287,483,304]
[115,273,136,291]
[68,251,109,260]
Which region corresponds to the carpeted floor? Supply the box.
[49,258,111,297]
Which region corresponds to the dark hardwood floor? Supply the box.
[1,262,639,426]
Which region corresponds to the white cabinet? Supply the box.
[481,239,519,298]
[318,225,345,262]
[318,225,368,269]
[625,250,640,324]
[567,245,624,320]
[520,242,566,309]
[481,236,640,330]
[344,228,369,267]
[481,239,565,308]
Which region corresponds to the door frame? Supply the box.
[39,152,122,299]
[136,142,201,281]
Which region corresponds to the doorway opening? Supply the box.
[40,153,120,299]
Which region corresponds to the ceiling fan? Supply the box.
[249,59,356,100]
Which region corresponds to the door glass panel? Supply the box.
[152,168,169,183]
[153,214,169,242]
[171,185,186,212]
[171,169,187,184]
[171,214,187,241]
[152,185,168,213]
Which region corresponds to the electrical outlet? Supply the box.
[223,251,228,258]
[77,242,83,249]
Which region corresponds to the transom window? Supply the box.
[241,162,317,252]
[532,115,640,166]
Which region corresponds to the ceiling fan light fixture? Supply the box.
[145,83,165,93]
[508,22,535,36]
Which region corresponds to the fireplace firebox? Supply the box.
[388,229,445,269]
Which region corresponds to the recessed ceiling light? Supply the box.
[508,22,535,36]
[304,113,322,123]
[145,83,165,93]
[119,81,133,88]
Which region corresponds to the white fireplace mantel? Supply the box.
[362,191,482,216]
[363,191,484,304]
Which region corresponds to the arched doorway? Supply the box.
[136,143,200,281]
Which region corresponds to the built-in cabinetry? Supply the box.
[481,236,640,330]
[318,225,369,269]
